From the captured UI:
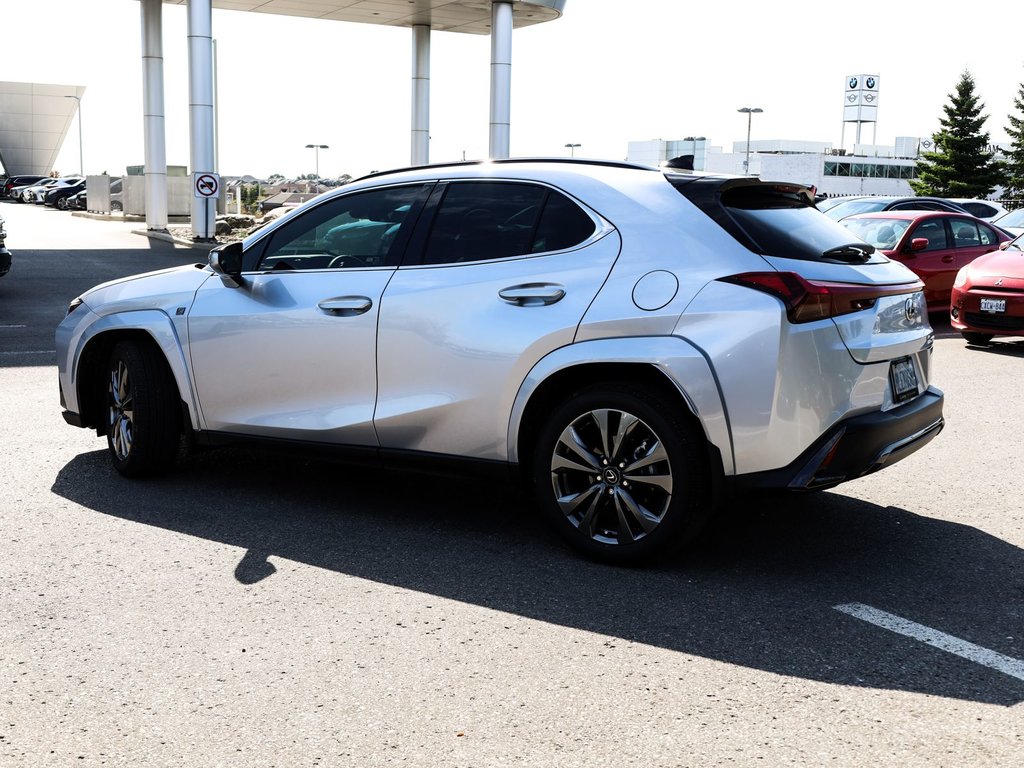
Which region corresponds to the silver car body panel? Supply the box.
[187,268,394,445]
[507,335,734,474]
[56,266,212,429]
[374,230,621,459]
[674,279,930,475]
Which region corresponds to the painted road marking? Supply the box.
[0,324,27,328]
[0,350,53,356]
[835,603,1024,682]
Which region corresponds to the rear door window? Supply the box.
[421,181,596,265]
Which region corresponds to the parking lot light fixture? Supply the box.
[64,95,83,175]
[305,144,328,190]
[564,142,581,157]
[737,107,763,176]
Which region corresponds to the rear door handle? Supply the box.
[318,296,373,316]
[498,283,566,307]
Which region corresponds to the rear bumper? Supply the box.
[730,386,944,491]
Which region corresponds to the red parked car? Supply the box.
[950,233,1024,344]
[841,211,1012,311]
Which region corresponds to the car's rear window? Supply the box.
[669,176,884,263]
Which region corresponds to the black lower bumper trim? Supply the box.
[730,386,945,491]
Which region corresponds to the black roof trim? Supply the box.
[353,157,657,183]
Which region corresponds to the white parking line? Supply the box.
[0,324,27,328]
[835,603,1024,682]
[0,350,53,356]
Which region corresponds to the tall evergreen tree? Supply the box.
[911,70,1004,198]
[1004,73,1024,198]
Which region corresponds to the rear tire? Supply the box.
[962,331,993,346]
[532,382,711,565]
[106,341,182,477]
[56,196,68,210]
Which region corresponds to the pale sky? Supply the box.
[4,0,1023,179]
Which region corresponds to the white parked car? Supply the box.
[992,207,1024,237]
[948,198,1009,222]
[56,159,945,563]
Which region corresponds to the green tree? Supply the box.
[1004,74,1024,198]
[911,70,1004,198]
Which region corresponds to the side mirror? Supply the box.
[909,238,929,252]
[209,241,244,284]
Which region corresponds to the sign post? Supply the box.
[193,172,220,240]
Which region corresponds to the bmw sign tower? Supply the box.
[841,74,880,152]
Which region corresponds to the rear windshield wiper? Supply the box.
[822,243,875,263]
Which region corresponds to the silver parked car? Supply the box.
[56,159,944,563]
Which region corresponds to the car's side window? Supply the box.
[977,222,999,246]
[910,219,949,251]
[421,182,596,265]
[257,185,425,271]
[951,219,981,248]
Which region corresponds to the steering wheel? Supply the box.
[327,254,367,269]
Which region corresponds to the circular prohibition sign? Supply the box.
[195,173,219,198]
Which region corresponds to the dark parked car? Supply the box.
[44,178,86,209]
[822,196,971,221]
[0,212,10,278]
[2,174,48,198]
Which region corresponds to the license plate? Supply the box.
[980,297,1006,313]
[889,357,918,403]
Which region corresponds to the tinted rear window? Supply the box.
[669,176,884,263]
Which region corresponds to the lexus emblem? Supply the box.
[866,77,876,89]
[905,297,919,322]
[849,77,858,89]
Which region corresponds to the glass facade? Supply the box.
[824,161,917,179]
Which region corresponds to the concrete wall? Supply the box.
[123,175,191,216]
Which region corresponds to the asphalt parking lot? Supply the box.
[1,201,1022,767]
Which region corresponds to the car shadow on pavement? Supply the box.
[965,339,1024,357]
[52,446,1024,707]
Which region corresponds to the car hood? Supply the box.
[80,263,213,315]
[965,247,1024,282]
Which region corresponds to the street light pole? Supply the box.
[737,106,763,176]
[564,142,581,157]
[64,95,83,175]
[305,143,328,190]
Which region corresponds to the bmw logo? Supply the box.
[866,77,876,89]
[849,77,858,89]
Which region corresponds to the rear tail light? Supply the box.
[718,272,924,324]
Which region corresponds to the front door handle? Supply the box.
[318,296,373,316]
[498,283,566,307]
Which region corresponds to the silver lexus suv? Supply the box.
[57,159,944,563]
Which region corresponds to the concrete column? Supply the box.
[411,24,430,166]
[187,0,216,239]
[140,0,167,231]
[488,1,513,159]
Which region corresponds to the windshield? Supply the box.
[840,218,910,250]
[996,208,1024,228]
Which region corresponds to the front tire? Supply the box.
[56,196,68,210]
[532,382,711,565]
[106,340,182,477]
